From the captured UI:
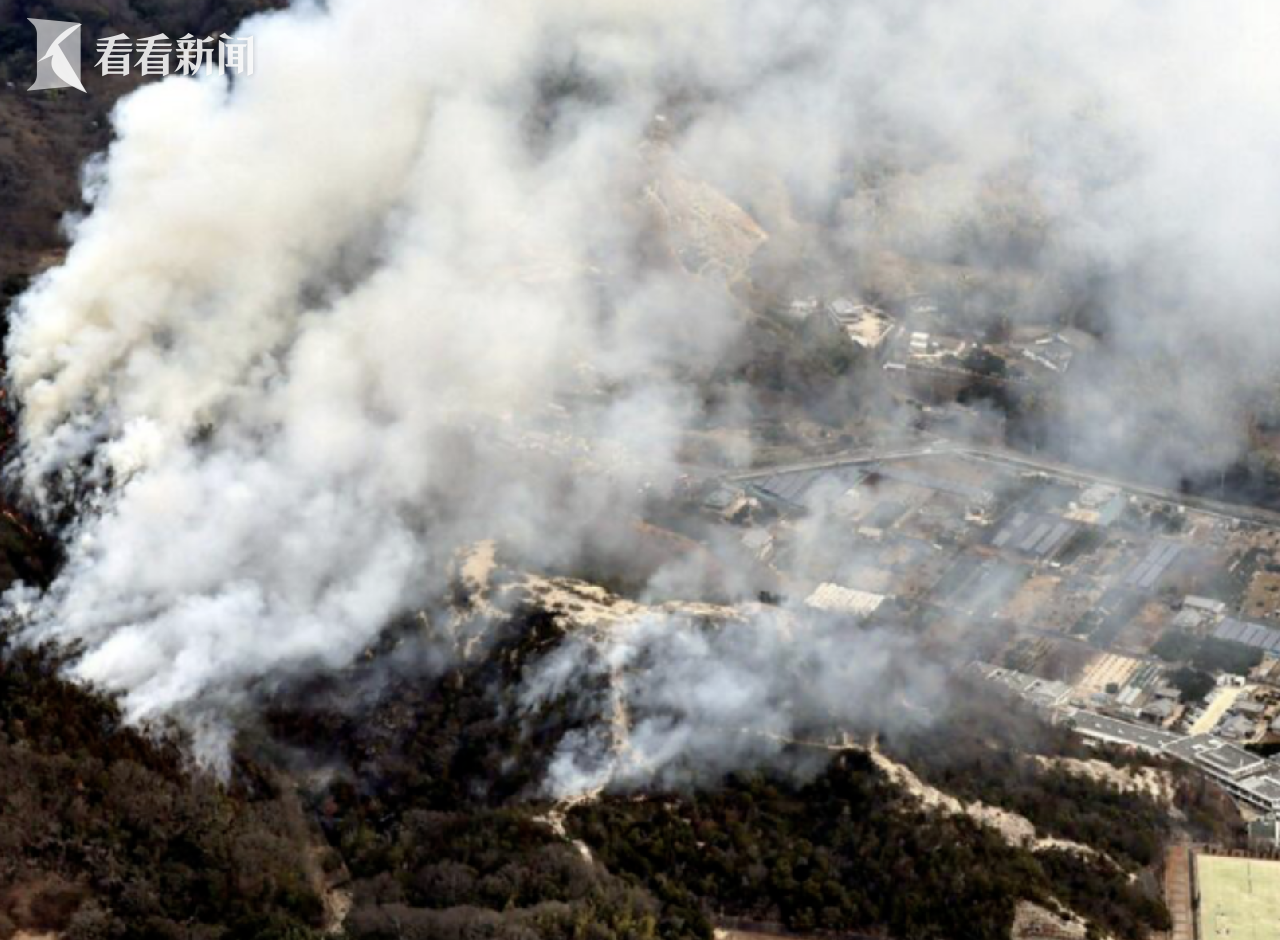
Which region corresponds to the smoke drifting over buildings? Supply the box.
[6,0,1280,777]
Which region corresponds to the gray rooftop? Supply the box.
[871,464,994,503]
[1216,617,1280,652]
[746,465,867,506]
[1219,715,1258,738]
[1027,680,1072,707]
[1164,735,1266,777]
[1239,775,1280,807]
[1172,609,1205,630]
[991,511,1077,559]
[1185,595,1227,613]
[1064,711,1182,752]
[1125,540,1183,590]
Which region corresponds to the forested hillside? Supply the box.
[0,574,1205,939]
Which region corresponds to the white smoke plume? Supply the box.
[518,607,944,798]
[7,0,1280,763]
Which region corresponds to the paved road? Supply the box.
[728,435,1280,528]
[725,438,959,483]
[963,443,1280,528]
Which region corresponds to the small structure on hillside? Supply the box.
[826,298,896,352]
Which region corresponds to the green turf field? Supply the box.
[1197,854,1280,940]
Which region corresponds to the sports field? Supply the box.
[1197,854,1280,940]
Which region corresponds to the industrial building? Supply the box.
[1216,617,1280,654]
[1057,712,1280,814]
[804,583,885,617]
[825,299,896,352]
[721,443,1280,815]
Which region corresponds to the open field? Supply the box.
[1196,854,1280,940]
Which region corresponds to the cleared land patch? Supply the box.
[1196,854,1280,940]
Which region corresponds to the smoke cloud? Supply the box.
[6,0,1280,768]
[518,606,944,798]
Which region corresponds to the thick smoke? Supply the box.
[7,0,1280,767]
[518,608,944,798]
